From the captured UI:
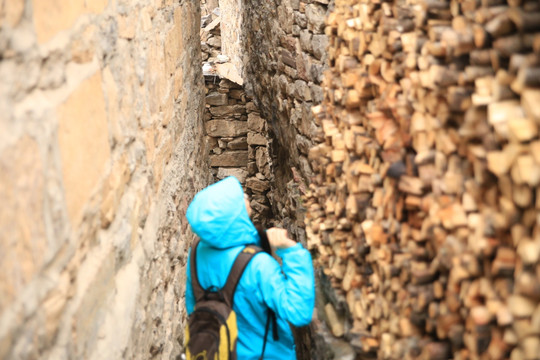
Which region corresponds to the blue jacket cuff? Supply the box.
[275,242,303,257]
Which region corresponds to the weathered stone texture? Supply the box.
[0,1,208,359]
[1,0,25,27]
[219,0,244,78]
[206,119,248,137]
[241,0,328,238]
[33,0,108,44]
[210,151,248,167]
[0,136,46,312]
[57,72,110,225]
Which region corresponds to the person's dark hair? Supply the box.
[255,225,272,255]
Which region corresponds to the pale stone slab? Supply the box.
[0,136,45,311]
[216,63,243,85]
[219,0,244,78]
[210,151,248,167]
[206,92,228,106]
[247,132,266,146]
[205,120,248,137]
[208,105,245,117]
[246,177,270,192]
[227,137,248,150]
[33,0,108,44]
[217,168,248,183]
[165,8,184,76]
[247,113,265,132]
[57,72,110,225]
[0,0,24,27]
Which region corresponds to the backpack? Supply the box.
[185,240,275,360]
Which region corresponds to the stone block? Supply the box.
[57,72,110,225]
[118,13,137,40]
[100,154,131,228]
[248,113,265,132]
[1,0,24,27]
[217,168,248,183]
[277,5,294,33]
[229,89,245,100]
[246,177,270,193]
[228,137,248,150]
[312,34,329,61]
[250,200,270,214]
[164,8,184,76]
[247,132,266,146]
[296,134,312,155]
[207,36,221,48]
[310,84,324,103]
[205,120,248,137]
[0,136,46,311]
[281,49,297,69]
[153,131,174,189]
[206,92,228,106]
[71,24,97,64]
[305,4,326,33]
[43,272,70,342]
[33,0,84,43]
[146,34,166,114]
[140,6,153,32]
[247,161,257,175]
[256,147,270,178]
[294,79,311,101]
[174,65,184,100]
[85,0,108,13]
[33,0,107,44]
[299,30,313,53]
[210,151,248,167]
[73,249,115,358]
[246,102,258,112]
[209,105,245,117]
[294,12,308,28]
[216,63,243,86]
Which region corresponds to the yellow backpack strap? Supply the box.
[221,245,262,307]
[190,239,206,303]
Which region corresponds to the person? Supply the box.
[185,176,315,359]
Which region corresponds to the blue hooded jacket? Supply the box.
[185,176,315,359]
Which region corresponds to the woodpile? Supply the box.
[305,0,540,358]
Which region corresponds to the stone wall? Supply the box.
[241,0,330,242]
[0,1,209,359]
[238,2,332,357]
[201,13,274,227]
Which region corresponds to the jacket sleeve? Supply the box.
[256,243,315,327]
[185,249,195,315]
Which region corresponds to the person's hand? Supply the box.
[266,228,296,249]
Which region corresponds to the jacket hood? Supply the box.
[186,176,259,249]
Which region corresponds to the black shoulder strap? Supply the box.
[189,239,205,303]
[190,241,262,306]
[222,245,262,307]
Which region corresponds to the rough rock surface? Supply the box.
[0,1,210,359]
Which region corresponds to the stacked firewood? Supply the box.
[305,0,540,358]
